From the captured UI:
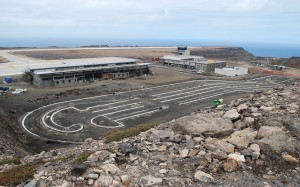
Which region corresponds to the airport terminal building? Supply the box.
[25,57,150,88]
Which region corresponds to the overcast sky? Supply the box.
[0,0,299,45]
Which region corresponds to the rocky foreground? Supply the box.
[1,82,300,187]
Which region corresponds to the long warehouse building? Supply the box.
[25,57,150,88]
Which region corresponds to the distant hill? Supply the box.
[190,47,255,61]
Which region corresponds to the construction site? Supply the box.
[0,46,299,144]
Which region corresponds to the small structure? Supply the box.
[215,67,249,77]
[250,61,271,67]
[163,55,226,73]
[25,57,150,88]
[270,65,287,71]
[177,45,190,56]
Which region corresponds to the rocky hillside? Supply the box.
[0,82,300,186]
[190,47,255,61]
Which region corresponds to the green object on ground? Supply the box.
[213,99,224,106]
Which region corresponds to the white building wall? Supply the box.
[215,67,248,77]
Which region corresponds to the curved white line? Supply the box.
[90,115,124,129]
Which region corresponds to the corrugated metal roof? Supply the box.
[34,63,150,75]
[28,57,138,70]
[163,55,204,61]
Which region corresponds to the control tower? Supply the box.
[177,46,190,55]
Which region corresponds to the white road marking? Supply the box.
[90,115,124,129]
[115,109,161,122]
[153,85,224,100]
[92,102,140,113]
[160,87,226,103]
[103,105,144,116]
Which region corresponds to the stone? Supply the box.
[77,177,85,182]
[119,143,136,156]
[205,137,235,153]
[100,164,120,174]
[193,137,204,143]
[158,145,167,152]
[282,154,299,163]
[95,175,113,187]
[256,132,300,155]
[249,107,258,113]
[180,148,189,158]
[249,144,260,153]
[159,169,168,174]
[186,139,195,149]
[260,106,274,111]
[245,117,255,125]
[225,128,257,148]
[223,109,240,120]
[281,118,300,139]
[223,159,238,172]
[170,134,183,143]
[158,128,174,140]
[140,175,162,186]
[212,150,228,160]
[24,180,37,187]
[188,149,200,157]
[172,113,234,137]
[237,103,248,113]
[121,175,131,187]
[88,179,94,186]
[169,170,181,176]
[228,153,246,162]
[88,173,99,180]
[71,164,87,176]
[194,171,214,182]
[257,126,282,138]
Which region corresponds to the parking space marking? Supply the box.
[92,102,140,113]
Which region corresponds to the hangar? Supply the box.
[25,57,150,88]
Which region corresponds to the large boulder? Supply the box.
[171,113,234,137]
[256,132,300,155]
[281,117,300,139]
[223,109,240,120]
[224,128,257,149]
[205,137,235,153]
[257,126,283,139]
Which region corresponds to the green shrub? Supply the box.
[73,151,94,165]
[0,163,39,186]
[105,122,160,143]
[0,157,21,166]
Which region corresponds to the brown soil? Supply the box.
[0,56,8,63]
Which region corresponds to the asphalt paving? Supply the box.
[21,75,294,143]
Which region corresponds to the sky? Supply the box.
[0,0,300,45]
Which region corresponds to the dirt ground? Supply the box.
[12,48,179,60]
[0,56,8,63]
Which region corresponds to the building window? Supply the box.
[62,80,65,84]
[56,81,59,84]
[68,80,71,83]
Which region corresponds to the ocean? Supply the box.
[0,37,299,58]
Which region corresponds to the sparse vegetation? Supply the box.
[0,163,40,186]
[0,157,21,166]
[73,151,94,165]
[105,122,160,143]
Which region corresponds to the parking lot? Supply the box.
[22,75,294,143]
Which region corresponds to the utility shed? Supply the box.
[26,57,150,88]
[215,67,249,77]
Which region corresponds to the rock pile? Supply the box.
[3,82,300,186]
